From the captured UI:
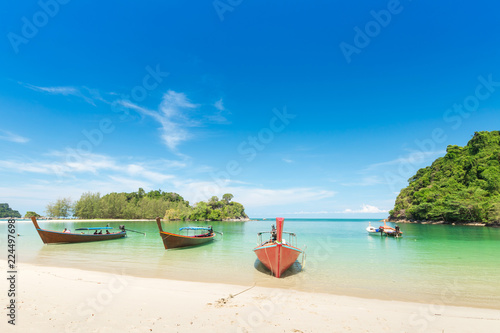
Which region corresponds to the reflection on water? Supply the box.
[5,218,500,309]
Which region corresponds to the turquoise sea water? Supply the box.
[3,218,500,309]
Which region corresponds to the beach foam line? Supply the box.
[1,261,499,332]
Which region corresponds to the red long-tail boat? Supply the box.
[253,217,303,278]
[155,217,217,249]
[31,217,126,244]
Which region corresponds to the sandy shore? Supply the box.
[2,262,499,332]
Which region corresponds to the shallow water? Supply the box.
[5,218,500,309]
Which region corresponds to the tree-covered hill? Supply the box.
[0,203,21,218]
[68,188,248,221]
[389,131,500,224]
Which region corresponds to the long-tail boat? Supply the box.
[31,217,126,244]
[373,221,403,238]
[155,217,217,249]
[253,217,303,278]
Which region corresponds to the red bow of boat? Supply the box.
[253,217,304,278]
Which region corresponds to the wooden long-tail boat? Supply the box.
[378,221,403,238]
[155,217,216,249]
[31,217,126,244]
[253,217,303,278]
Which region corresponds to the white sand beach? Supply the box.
[2,261,499,333]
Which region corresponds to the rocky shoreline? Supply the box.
[385,218,500,227]
[221,217,251,222]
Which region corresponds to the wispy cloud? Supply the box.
[119,90,200,151]
[0,160,62,174]
[46,150,117,174]
[126,164,174,183]
[204,98,230,124]
[23,83,100,106]
[0,130,29,143]
[282,158,293,163]
[341,175,382,187]
[25,81,227,151]
[342,204,387,214]
[0,150,176,183]
[214,98,225,111]
[174,179,336,207]
[205,111,230,124]
[26,84,78,95]
[365,150,446,171]
[286,210,331,215]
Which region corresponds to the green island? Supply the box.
[41,188,248,221]
[389,131,500,225]
[0,203,21,218]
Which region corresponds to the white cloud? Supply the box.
[282,158,293,163]
[365,150,446,171]
[239,188,335,207]
[160,90,198,118]
[342,204,387,214]
[214,98,225,111]
[0,130,29,143]
[26,85,78,95]
[0,150,176,184]
[172,179,336,208]
[0,160,59,174]
[24,84,97,106]
[126,164,174,183]
[119,90,200,151]
[25,81,227,152]
[286,211,331,215]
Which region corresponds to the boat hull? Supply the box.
[31,217,126,244]
[35,229,126,244]
[367,226,381,235]
[384,230,403,237]
[158,231,215,249]
[253,243,302,278]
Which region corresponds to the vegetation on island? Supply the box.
[389,131,500,224]
[164,193,247,221]
[46,188,248,221]
[24,211,41,218]
[0,203,21,218]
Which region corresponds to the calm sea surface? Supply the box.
[4,218,500,309]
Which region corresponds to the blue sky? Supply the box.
[1,1,499,218]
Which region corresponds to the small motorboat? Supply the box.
[366,222,381,235]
